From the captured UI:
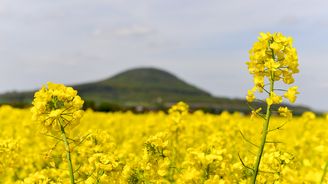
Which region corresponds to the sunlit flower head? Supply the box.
[31,82,84,132]
[246,32,299,106]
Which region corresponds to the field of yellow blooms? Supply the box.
[0,104,328,183]
[0,32,326,183]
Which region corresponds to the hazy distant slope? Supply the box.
[0,67,311,113]
[74,67,214,106]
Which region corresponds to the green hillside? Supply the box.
[0,67,311,114]
[74,67,215,106]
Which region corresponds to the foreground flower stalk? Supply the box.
[246,32,299,183]
[251,68,274,183]
[60,118,75,184]
[31,82,84,184]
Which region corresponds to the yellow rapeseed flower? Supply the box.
[266,92,282,106]
[264,58,280,72]
[302,111,316,120]
[278,107,292,119]
[31,82,84,132]
[246,89,256,102]
[168,101,189,115]
[284,86,299,103]
[246,32,299,98]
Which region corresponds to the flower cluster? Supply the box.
[246,32,299,88]
[168,101,189,121]
[0,139,20,173]
[246,32,300,116]
[1,105,328,183]
[31,82,84,132]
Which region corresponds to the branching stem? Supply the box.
[250,72,274,183]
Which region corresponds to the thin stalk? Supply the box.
[320,161,328,184]
[250,74,274,184]
[60,118,75,184]
[168,122,179,183]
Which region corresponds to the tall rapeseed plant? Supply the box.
[246,32,299,183]
[31,82,84,184]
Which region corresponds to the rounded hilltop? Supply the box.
[75,67,213,106]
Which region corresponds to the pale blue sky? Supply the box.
[1,0,328,111]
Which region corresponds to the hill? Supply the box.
[74,67,214,106]
[0,67,311,114]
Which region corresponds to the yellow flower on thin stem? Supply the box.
[245,32,299,184]
[31,82,84,132]
[32,82,84,184]
[266,92,282,106]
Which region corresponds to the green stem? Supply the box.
[250,76,274,184]
[168,119,180,183]
[320,161,328,184]
[60,119,75,184]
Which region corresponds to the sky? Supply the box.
[1,0,328,111]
